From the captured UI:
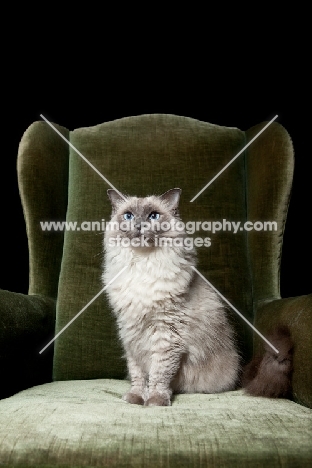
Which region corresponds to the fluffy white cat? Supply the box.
[103,188,240,406]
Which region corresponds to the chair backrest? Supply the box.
[17,114,294,381]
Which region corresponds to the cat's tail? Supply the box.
[241,325,293,398]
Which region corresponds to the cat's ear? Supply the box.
[107,189,126,211]
[159,188,181,211]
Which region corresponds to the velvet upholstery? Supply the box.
[54,115,253,380]
[17,121,69,299]
[0,290,55,399]
[1,380,311,467]
[254,294,312,408]
[0,114,311,467]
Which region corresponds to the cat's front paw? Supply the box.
[145,393,171,407]
[122,392,144,405]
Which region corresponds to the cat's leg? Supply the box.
[145,351,181,407]
[123,355,146,405]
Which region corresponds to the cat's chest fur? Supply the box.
[104,244,195,315]
[104,244,196,359]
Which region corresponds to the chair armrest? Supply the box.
[0,290,55,399]
[254,294,312,408]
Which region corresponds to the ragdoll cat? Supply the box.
[102,188,240,406]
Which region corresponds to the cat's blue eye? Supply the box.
[123,212,134,220]
[149,212,160,220]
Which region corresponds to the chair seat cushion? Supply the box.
[1,379,311,467]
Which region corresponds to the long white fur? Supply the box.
[102,191,240,405]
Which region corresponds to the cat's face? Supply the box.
[105,188,184,248]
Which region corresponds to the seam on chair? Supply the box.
[243,130,255,319]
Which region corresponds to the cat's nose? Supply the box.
[134,218,148,233]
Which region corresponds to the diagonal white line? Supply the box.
[38,113,279,357]
[190,115,278,202]
[40,114,126,200]
[192,266,279,354]
[39,265,128,354]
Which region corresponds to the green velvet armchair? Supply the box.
[0,114,311,467]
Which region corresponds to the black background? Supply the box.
[1,42,310,300]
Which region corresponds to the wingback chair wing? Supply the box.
[0,114,311,467]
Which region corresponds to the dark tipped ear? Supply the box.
[107,189,126,210]
[159,188,181,210]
